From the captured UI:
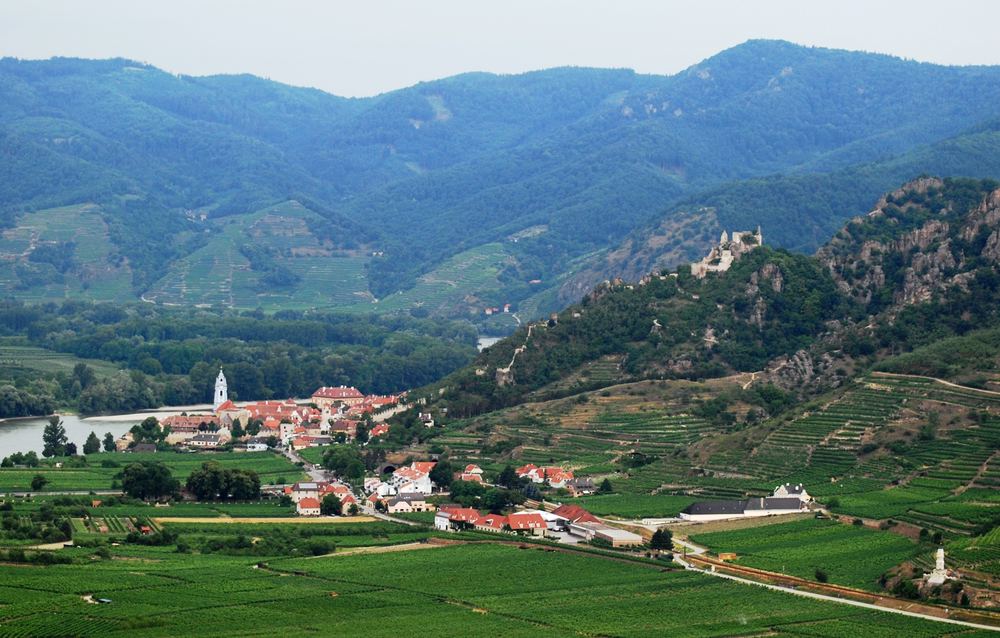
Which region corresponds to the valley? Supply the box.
[3,30,1000,636]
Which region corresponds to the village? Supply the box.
[114,370,404,453]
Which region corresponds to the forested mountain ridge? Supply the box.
[426,178,1000,417]
[5,41,1000,321]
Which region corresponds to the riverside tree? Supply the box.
[83,431,101,455]
[41,416,67,457]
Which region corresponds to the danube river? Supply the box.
[0,405,214,455]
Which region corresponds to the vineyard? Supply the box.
[0,542,983,637]
[689,517,921,590]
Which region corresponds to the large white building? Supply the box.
[680,484,811,522]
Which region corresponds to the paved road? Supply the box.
[674,551,999,632]
[281,446,328,482]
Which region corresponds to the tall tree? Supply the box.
[41,416,67,457]
[650,528,673,550]
[83,431,101,455]
[429,459,454,489]
[103,432,116,452]
[121,462,178,500]
[320,493,342,516]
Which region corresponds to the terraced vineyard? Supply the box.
[724,382,906,481]
[0,204,133,303]
[145,202,372,310]
[375,243,510,315]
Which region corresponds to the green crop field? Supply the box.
[571,493,701,518]
[0,337,121,379]
[0,542,984,637]
[0,451,306,493]
[690,517,921,590]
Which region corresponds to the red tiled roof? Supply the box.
[312,386,364,400]
[448,508,481,523]
[411,461,436,474]
[476,514,507,529]
[552,504,599,524]
[459,473,483,483]
[297,497,320,509]
[507,513,546,530]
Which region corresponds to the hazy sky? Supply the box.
[3,0,1000,97]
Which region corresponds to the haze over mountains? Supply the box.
[4,39,1000,327]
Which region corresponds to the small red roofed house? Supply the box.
[474,513,508,533]
[297,497,321,516]
[542,467,575,488]
[459,473,483,483]
[515,464,541,481]
[369,423,390,438]
[506,512,547,536]
[464,464,483,475]
[448,508,481,527]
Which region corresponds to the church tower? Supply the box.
[213,368,228,411]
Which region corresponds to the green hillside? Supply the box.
[6,42,1000,320]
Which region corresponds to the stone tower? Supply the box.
[213,368,228,411]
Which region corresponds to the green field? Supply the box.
[0,542,985,637]
[0,203,134,303]
[0,337,121,379]
[690,517,922,590]
[0,451,306,492]
[570,493,701,518]
[145,201,372,311]
[375,242,511,314]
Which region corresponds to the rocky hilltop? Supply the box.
[422,178,1000,416]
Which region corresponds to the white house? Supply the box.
[773,483,811,502]
[679,496,808,522]
[296,497,321,517]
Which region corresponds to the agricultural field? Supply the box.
[690,517,922,590]
[432,378,728,489]
[0,541,988,637]
[0,451,306,493]
[570,493,701,519]
[0,203,133,303]
[375,243,511,315]
[0,338,121,379]
[144,201,372,311]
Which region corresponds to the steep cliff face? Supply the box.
[819,177,1000,315]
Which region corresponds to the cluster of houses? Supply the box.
[433,502,644,547]
[679,483,812,522]
[514,463,594,496]
[283,480,360,516]
[118,371,401,451]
